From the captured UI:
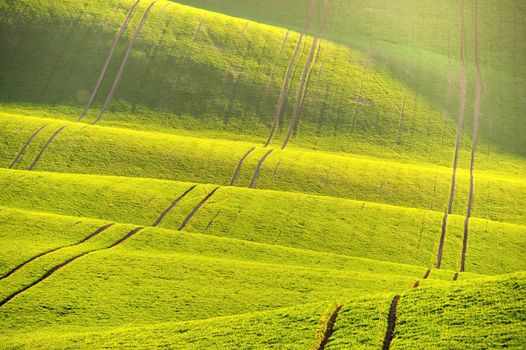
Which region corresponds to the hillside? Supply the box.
[0,0,524,348]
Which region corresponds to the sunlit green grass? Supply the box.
[1,170,524,275]
[1,115,525,227]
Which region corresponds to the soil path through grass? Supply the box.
[178,187,221,231]
[317,304,343,350]
[152,185,197,226]
[0,223,114,281]
[230,147,255,186]
[8,124,47,169]
[248,149,273,188]
[78,0,142,122]
[0,226,143,307]
[94,1,157,125]
[461,0,483,273]
[436,0,468,269]
[28,126,67,170]
[382,295,401,350]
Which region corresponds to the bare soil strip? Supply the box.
[9,124,47,169]
[178,187,221,231]
[453,272,459,281]
[318,304,344,350]
[0,223,114,281]
[93,1,157,125]
[382,295,401,350]
[152,185,197,226]
[423,268,431,279]
[28,126,67,170]
[436,0,468,269]
[230,147,256,186]
[282,0,329,149]
[0,226,143,307]
[461,0,483,273]
[248,149,273,188]
[78,0,142,122]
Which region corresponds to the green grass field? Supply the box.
[0,0,524,348]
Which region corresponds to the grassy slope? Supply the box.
[325,273,526,349]
[175,0,526,157]
[2,0,524,170]
[1,170,524,275]
[393,273,526,349]
[2,272,524,349]
[0,303,331,349]
[1,115,525,227]
[0,207,425,336]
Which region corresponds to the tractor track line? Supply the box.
[318,304,343,350]
[423,268,431,279]
[152,185,197,226]
[249,149,273,188]
[230,147,256,186]
[28,126,67,171]
[453,272,459,281]
[461,0,483,273]
[0,223,114,281]
[436,0,468,269]
[264,0,316,147]
[78,0,142,122]
[178,187,221,231]
[265,33,305,147]
[0,226,143,307]
[282,0,329,149]
[93,1,158,125]
[382,295,401,350]
[9,124,47,169]
[192,15,206,43]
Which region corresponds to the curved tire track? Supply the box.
[152,185,197,226]
[78,0,142,122]
[0,226,143,307]
[265,33,305,147]
[230,147,256,186]
[93,1,158,125]
[28,126,67,171]
[461,0,483,273]
[9,124,47,169]
[249,149,273,188]
[382,295,401,350]
[436,0,468,269]
[318,304,343,350]
[178,187,221,231]
[0,223,114,281]
[282,0,329,149]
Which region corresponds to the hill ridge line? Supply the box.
[0,206,475,278]
[0,226,144,307]
[4,113,524,181]
[0,223,114,281]
[2,168,524,229]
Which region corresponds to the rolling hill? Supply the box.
[0,0,524,348]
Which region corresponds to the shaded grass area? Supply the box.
[3,0,522,166]
[0,171,524,275]
[1,115,525,226]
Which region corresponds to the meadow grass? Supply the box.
[0,170,524,275]
[3,0,523,166]
[393,272,526,349]
[1,115,525,227]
